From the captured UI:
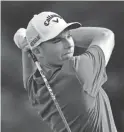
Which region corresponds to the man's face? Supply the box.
[40,30,75,66]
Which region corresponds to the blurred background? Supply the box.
[1,1,124,132]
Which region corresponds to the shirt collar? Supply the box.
[33,64,62,84]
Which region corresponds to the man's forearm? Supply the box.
[70,27,109,48]
[22,51,36,88]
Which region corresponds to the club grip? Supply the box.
[28,50,37,62]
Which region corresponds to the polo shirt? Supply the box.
[26,45,117,132]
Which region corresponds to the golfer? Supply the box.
[14,11,117,132]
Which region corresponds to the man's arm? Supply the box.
[22,51,36,89]
[13,28,37,89]
[70,27,115,66]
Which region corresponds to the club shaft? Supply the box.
[28,50,71,132]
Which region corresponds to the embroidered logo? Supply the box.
[52,18,59,23]
[44,14,62,26]
[30,35,40,46]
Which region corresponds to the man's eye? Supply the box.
[53,38,61,43]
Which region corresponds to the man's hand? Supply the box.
[13,28,30,52]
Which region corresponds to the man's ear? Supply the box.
[32,47,44,57]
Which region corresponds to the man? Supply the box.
[14,11,117,132]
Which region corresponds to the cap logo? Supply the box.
[52,18,59,23]
[44,14,62,26]
[30,35,40,46]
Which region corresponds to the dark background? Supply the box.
[1,1,124,132]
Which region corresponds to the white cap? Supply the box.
[26,11,81,49]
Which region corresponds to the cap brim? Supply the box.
[65,22,82,30]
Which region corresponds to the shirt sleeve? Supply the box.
[74,45,108,97]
